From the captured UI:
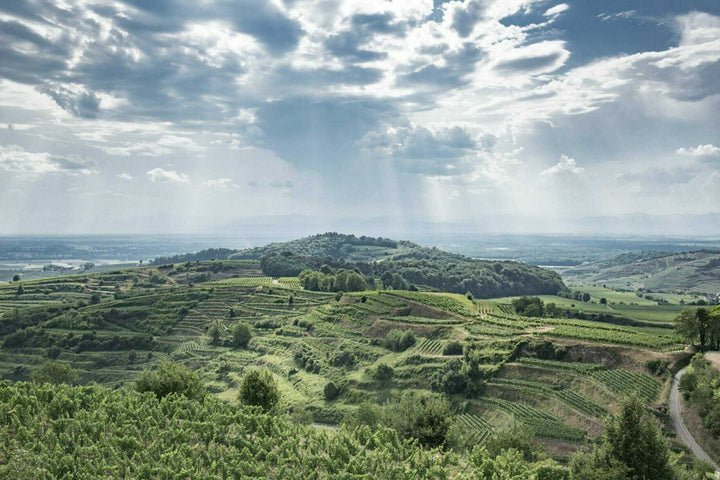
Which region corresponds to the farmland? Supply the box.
[0,253,697,464]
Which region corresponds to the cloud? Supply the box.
[493,41,570,75]
[117,172,133,180]
[359,123,483,175]
[676,144,720,157]
[544,4,569,18]
[146,167,190,184]
[202,177,237,189]
[0,144,95,175]
[541,155,583,175]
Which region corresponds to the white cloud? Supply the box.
[202,178,238,189]
[146,168,190,184]
[541,155,583,175]
[117,172,133,180]
[0,145,95,176]
[544,4,569,18]
[676,144,720,157]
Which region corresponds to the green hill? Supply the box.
[562,249,720,296]
[153,233,567,299]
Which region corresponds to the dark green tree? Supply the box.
[232,322,252,348]
[238,368,280,413]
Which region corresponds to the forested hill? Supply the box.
[562,249,720,295]
[153,233,566,299]
[152,233,425,264]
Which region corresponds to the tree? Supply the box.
[675,308,700,346]
[572,395,674,480]
[383,329,415,351]
[238,368,280,413]
[383,391,452,447]
[324,381,340,401]
[600,298,607,305]
[207,325,221,346]
[12,274,20,282]
[16,284,24,295]
[135,362,205,400]
[232,322,252,348]
[31,361,79,384]
[381,272,393,289]
[372,363,394,382]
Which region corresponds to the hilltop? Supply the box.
[152,233,566,299]
[562,249,720,297]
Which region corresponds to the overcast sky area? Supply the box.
[0,0,719,235]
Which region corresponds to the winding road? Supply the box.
[670,368,720,471]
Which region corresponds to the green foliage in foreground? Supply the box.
[0,381,573,479]
[680,353,720,438]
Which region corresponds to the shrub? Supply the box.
[135,362,205,400]
[384,391,452,447]
[232,322,252,348]
[373,363,394,381]
[238,368,280,413]
[442,341,463,356]
[384,329,416,352]
[46,346,62,359]
[31,361,79,385]
[324,381,340,401]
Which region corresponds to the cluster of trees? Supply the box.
[298,268,367,292]
[511,296,562,318]
[232,232,401,260]
[151,248,237,265]
[679,353,720,439]
[383,329,416,351]
[674,306,720,349]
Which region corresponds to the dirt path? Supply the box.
[705,352,720,372]
[670,368,719,471]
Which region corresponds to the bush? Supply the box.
[232,322,252,348]
[372,363,394,381]
[46,346,62,359]
[238,368,280,413]
[324,381,340,401]
[31,361,79,385]
[135,362,205,400]
[442,341,463,356]
[384,329,416,352]
[384,391,452,447]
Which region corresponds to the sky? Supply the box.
[0,0,719,235]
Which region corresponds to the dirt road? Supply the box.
[670,368,719,471]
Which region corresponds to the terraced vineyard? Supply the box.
[456,413,493,444]
[0,258,686,460]
[591,369,660,400]
[479,397,586,442]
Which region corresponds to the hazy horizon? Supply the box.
[1,1,719,235]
